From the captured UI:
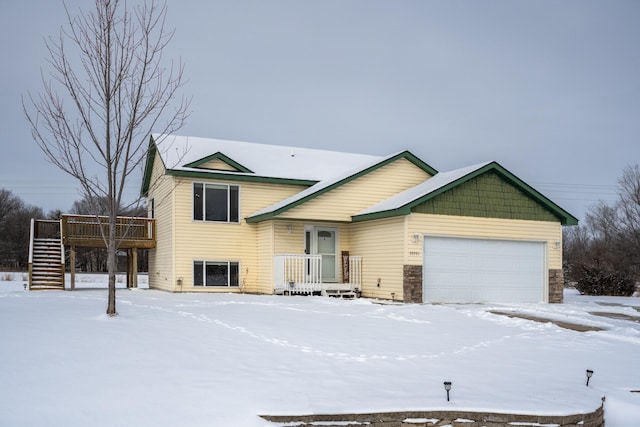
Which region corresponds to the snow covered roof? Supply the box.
[150,133,385,182]
[142,134,577,226]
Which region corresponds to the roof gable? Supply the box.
[246,151,437,223]
[183,152,253,173]
[353,161,578,225]
[412,170,559,222]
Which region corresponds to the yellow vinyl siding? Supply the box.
[198,158,238,171]
[273,221,304,254]
[256,221,274,294]
[147,151,175,291]
[278,158,431,222]
[406,213,562,269]
[170,179,306,293]
[350,216,406,300]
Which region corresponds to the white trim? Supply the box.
[305,225,340,283]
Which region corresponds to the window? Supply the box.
[149,198,155,219]
[193,261,239,287]
[193,183,239,223]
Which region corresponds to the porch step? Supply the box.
[30,237,64,290]
[324,289,358,299]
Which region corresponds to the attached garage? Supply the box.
[423,236,546,303]
[353,160,578,304]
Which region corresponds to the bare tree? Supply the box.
[618,165,640,243]
[564,163,640,291]
[0,189,45,270]
[616,164,640,277]
[23,0,190,315]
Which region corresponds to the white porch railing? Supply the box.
[274,254,362,296]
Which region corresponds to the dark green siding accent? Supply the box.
[411,171,559,222]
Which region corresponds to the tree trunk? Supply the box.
[106,217,117,316]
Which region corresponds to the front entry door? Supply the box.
[305,226,338,282]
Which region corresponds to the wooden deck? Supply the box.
[61,215,155,248]
[29,215,155,290]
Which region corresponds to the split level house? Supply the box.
[141,134,578,303]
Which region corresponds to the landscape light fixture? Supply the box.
[586,369,594,386]
[443,381,452,401]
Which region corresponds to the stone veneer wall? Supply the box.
[403,265,423,303]
[549,268,564,303]
[405,265,565,305]
[261,405,604,427]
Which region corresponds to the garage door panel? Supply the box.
[423,236,545,303]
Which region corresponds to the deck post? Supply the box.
[127,248,138,288]
[70,245,76,291]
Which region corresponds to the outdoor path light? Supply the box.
[586,369,594,386]
[444,381,452,401]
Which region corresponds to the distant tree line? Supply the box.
[563,164,640,296]
[0,188,147,272]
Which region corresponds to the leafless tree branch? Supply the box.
[23,0,191,315]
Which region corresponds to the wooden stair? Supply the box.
[30,238,65,290]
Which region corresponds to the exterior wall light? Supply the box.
[444,381,452,401]
[586,369,594,386]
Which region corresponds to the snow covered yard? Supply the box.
[1,276,638,427]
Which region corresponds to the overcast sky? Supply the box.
[1,0,639,221]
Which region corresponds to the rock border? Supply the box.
[260,404,604,427]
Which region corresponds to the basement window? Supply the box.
[193,261,239,287]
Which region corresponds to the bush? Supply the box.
[574,265,636,296]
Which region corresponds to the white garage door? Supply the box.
[423,236,546,303]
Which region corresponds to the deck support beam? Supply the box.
[127,248,138,288]
[70,245,76,291]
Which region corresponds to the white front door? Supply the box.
[306,226,338,282]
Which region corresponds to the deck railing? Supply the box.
[274,254,323,294]
[347,256,362,289]
[28,218,65,265]
[274,254,362,295]
[61,214,156,248]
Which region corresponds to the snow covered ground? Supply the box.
[1,273,639,427]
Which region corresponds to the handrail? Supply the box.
[61,214,155,248]
[59,219,65,268]
[28,218,35,265]
[274,254,362,295]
